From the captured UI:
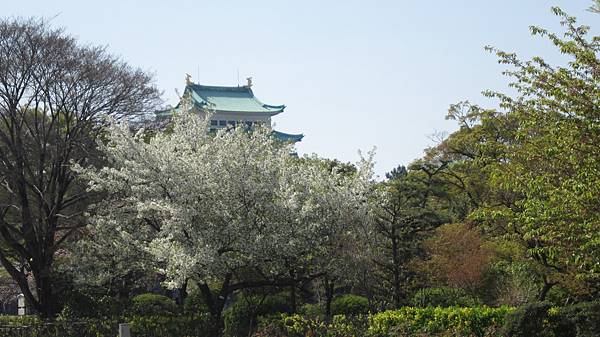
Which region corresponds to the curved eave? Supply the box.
[273,130,304,143]
[207,109,284,116]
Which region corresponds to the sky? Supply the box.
[2,0,598,178]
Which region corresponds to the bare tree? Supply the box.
[0,18,160,317]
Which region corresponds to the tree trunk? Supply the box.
[32,263,57,318]
[391,232,402,308]
[176,279,188,310]
[538,278,555,301]
[324,277,335,320]
[199,277,231,337]
[289,269,297,313]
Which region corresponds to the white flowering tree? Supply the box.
[77,111,372,332]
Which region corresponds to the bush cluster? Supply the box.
[502,301,600,337]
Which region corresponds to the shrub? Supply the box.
[129,314,211,337]
[224,293,292,337]
[411,287,482,308]
[130,293,178,316]
[59,292,130,319]
[298,303,323,317]
[0,315,41,326]
[59,290,99,318]
[502,301,552,337]
[183,292,210,314]
[270,314,369,337]
[331,294,370,315]
[0,317,119,337]
[552,301,600,337]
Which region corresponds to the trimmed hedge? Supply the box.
[2,301,597,337]
[0,315,211,337]
[256,306,513,337]
[369,306,512,337]
[129,314,212,336]
[0,318,118,337]
[411,287,482,308]
[254,314,367,337]
[331,294,370,315]
[130,293,179,316]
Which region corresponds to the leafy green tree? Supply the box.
[427,8,600,300]
[478,7,600,298]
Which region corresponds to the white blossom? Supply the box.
[76,112,374,288]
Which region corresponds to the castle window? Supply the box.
[219,120,226,126]
[210,120,218,126]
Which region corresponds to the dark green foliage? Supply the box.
[298,303,323,317]
[411,287,482,308]
[224,293,292,337]
[130,293,178,316]
[0,315,211,337]
[0,315,41,326]
[502,301,600,337]
[385,165,407,181]
[502,302,553,337]
[330,294,370,315]
[183,291,210,314]
[129,315,212,337]
[59,290,99,318]
[553,301,600,337]
[59,290,131,319]
[0,318,119,337]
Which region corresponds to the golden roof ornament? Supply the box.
[245,77,253,88]
[185,73,192,85]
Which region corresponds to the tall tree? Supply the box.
[369,167,445,308]
[426,7,600,299]
[0,18,160,317]
[479,8,600,297]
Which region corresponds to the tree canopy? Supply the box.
[0,18,160,316]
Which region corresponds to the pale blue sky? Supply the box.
[3,1,598,177]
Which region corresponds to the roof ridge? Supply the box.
[189,83,251,92]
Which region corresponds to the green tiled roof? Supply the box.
[273,130,304,143]
[187,84,285,114]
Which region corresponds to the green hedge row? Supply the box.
[0,314,212,337]
[2,301,598,336]
[257,306,513,337]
